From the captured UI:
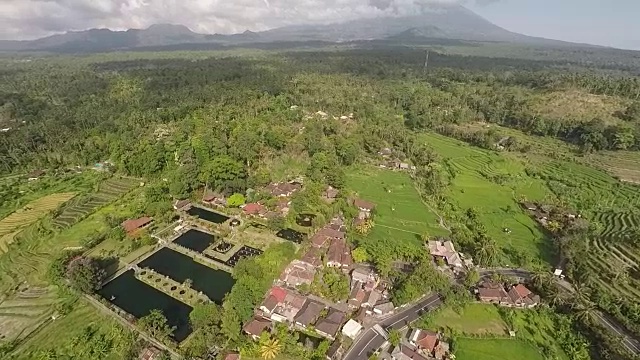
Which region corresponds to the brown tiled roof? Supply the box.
[121,217,152,233]
[294,301,324,326]
[415,330,438,352]
[139,347,161,360]
[478,287,509,301]
[353,198,375,211]
[300,248,322,267]
[261,295,279,312]
[224,353,241,360]
[317,226,345,239]
[243,318,271,336]
[316,309,346,337]
[311,233,330,247]
[243,203,265,215]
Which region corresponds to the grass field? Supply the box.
[346,167,449,251]
[0,193,76,251]
[454,338,544,360]
[421,133,554,265]
[430,304,508,336]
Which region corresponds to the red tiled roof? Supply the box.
[270,286,287,303]
[415,330,438,352]
[513,284,532,298]
[139,347,161,360]
[121,217,152,233]
[243,203,265,215]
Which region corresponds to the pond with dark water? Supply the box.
[187,206,230,224]
[98,270,193,342]
[276,228,305,244]
[205,245,263,268]
[174,229,216,253]
[296,331,323,348]
[139,247,236,304]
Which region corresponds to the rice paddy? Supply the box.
[52,177,139,229]
[0,287,60,343]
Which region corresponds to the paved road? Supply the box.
[343,294,442,360]
[481,268,640,356]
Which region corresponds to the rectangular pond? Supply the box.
[98,270,193,342]
[140,247,236,304]
[276,228,305,244]
[174,229,216,253]
[187,206,230,224]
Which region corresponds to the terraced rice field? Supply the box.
[0,287,60,343]
[0,193,76,241]
[52,177,139,229]
[422,133,554,265]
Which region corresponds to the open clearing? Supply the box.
[454,338,544,360]
[347,167,449,250]
[421,133,554,265]
[0,193,76,238]
[431,304,507,335]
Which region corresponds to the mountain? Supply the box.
[0,5,591,53]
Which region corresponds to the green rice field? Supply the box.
[454,338,544,360]
[421,133,553,265]
[347,167,449,252]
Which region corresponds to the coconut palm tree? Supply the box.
[259,337,282,360]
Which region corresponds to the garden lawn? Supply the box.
[422,133,554,265]
[347,167,449,250]
[430,304,507,335]
[454,338,544,360]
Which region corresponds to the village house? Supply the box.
[348,283,367,309]
[378,147,393,157]
[243,317,272,340]
[409,329,441,355]
[202,191,226,206]
[173,199,191,210]
[391,345,428,360]
[373,301,394,315]
[326,341,343,360]
[266,182,302,197]
[242,203,266,217]
[294,300,324,328]
[315,309,347,340]
[353,198,375,217]
[507,284,541,308]
[428,240,463,268]
[270,291,308,323]
[326,237,352,268]
[351,267,378,291]
[312,225,346,248]
[341,319,363,339]
[259,286,288,315]
[280,260,316,287]
[323,186,339,202]
[300,247,323,268]
[477,282,540,308]
[275,198,291,216]
[121,216,153,234]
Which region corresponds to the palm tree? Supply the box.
[259,338,282,360]
[476,236,498,267]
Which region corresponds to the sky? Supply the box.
[0,0,638,50]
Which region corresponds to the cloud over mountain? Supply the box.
[0,0,479,40]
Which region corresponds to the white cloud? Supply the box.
[0,0,466,40]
